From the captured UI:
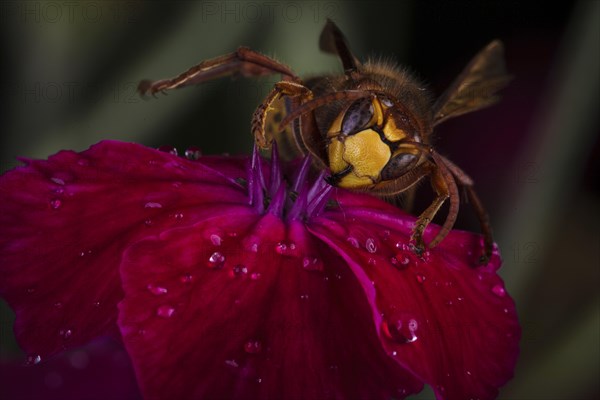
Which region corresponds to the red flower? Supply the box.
[0,140,519,399]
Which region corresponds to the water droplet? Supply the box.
[92,301,101,307]
[466,370,472,376]
[207,252,225,269]
[492,284,506,297]
[144,219,153,227]
[395,242,410,251]
[347,237,360,248]
[250,272,261,281]
[59,329,72,339]
[302,256,323,271]
[156,305,175,318]
[300,294,309,300]
[390,253,411,270]
[77,159,90,167]
[157,145,178,155]
[52,187,64,195]
[250,243,258,252]
[256,378,262,383]
[26,354,42,365]
[275,242,287,253]
[244,340,262,354]
[229,264,248,278]
[53,302,63,308]
[225,359,239,368]
[275,242,288,255]
[210,234,222,246]
[365,238,377,253]
[26,288,35,294]
[144,202,162,209]
[49,199,62,209]
[146,284,168,295]
[416,273,426,284]
[180,273,193,283]
[51,177,65,185]
[173,212,184,220]
[184,146,202,160]
[382,314,418,343]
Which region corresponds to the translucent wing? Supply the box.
[433,40,511,125]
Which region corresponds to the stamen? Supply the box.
[248,143,334,220]
[269,142,282,197]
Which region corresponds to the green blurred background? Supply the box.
[0,1,598,399]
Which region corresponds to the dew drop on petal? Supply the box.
[244,340,262,354]
[26,354,42,365]
[50,177,65,185]
[53,302,63,309]
[207,252,225,269]
[302,256,323,271]
[365,238,377,253]
[156,305,175,318]
[49,199,62,210]
[416,273,426,284]
[382,314,418,344]
[184,146,202,160]
[300,294,309,300]
[146,284,168,295]
[347,237,360,248]
[59,329,72,339]
[390,253,411,270]
[210,234,222,246]
[492,284,506,297]
[250,272,261,281]
[173,212,184,220]
[144,219,153,227]
[157,145,178,155]
[92,301,101,307]
[144,202,162,209]
[180,273,193,283]
[229,264,248,278]
[225,359,239,368]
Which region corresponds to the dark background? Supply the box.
[1,1,598,399]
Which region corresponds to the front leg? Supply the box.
[411,152,459,255]
[252,81,313,148]
[437,154,493,264]
[138,47,300,97]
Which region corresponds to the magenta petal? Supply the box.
[118,213,423,400]
[310,192,520,400]
[0,140,247,359]
[0,338,141,400]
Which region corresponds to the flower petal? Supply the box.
[118,213,423,400]
[309,191,520,400]
[0,140,246,359]
[0,338,141,400]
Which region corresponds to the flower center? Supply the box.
[246,144,334,221]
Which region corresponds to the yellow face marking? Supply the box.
[382,115,409,142]
[328,129,391,188]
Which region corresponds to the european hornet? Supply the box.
[138,20,511,264]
